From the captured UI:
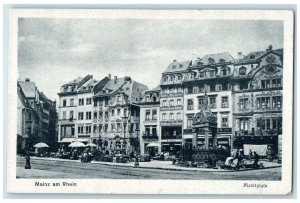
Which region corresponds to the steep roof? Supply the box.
[18,81,36,98]
[201,52,235,65]
[94,78,126,96]
[163,60,192,73]
[236,48,283,64]
[146,85,161,93]
[63,77,83,86]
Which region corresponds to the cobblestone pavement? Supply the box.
[16,156,281,180]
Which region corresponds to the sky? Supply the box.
[18,18,283,101]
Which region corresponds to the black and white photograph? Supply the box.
[7,9,294,194]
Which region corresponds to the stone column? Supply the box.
[204,126,210,150]
[192,128,197,147]
[211,127,218,148]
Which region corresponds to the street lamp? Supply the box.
[122,115,128,152]
[23,128,31,169]
[134,128,140,167]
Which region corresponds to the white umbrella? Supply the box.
[86,143,97,147]
[69,141,85,148]
[34,142,49,148]
[146,142,160,148]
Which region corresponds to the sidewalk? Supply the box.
[28,156,281,172]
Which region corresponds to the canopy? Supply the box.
[34,142,49,148]
[86,143,97,147]
[69,141,86,148]
[146,142,160,148]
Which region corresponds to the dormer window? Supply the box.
[219,58,226,64]
[239,66,247,75]
[179,64,183,68]
[208,57,215,65]
[249,54,255,59]
[172,65,176,69]
[163,76,167,82]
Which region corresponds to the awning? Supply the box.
[59,138,75,143]
[75,138,90,142]
[146,142,160,147]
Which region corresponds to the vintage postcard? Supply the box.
[7,9,294,194]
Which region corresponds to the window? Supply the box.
[117,109,121,116]
[71,127,75,136]
[62,111,66,119]
[70,111,74,119]
[239,67,246,75]
[111,123,116,131]
[215,84,222,92]
[104,124,108,132]
[146,110,151,120]
[239,118,249,131]
[99,112,103,119]
[93,112,97,119]
[78,126,84,134]
[169,113,174,120]
[105,111,109,118]
[78,112,84,120]
[86,112,92,120]
[221,96,229,108]
[187,116,193,128]
[193,86,198,93]
[163,76,167,82]
[162,113,167,120]
[272,96,282,108]
[209,97,216,109]
[210,71,214,77]
[93,125,97,133]
[117,123,121,132]
[177,99,182,106]
[111,109,115,116]
[124,109,127,116]
[221,115,229,127]
[170,100,174,107]
[187,87,193,94]
[70,99,74,106]
[222,69,227,76]
[162,100,167,107]
[63,99,67,107]
[177,75,182,81]
[257,97,273,109]
[152,109,157,120]
[98,124,103,132]
[85,126,91,134]
[104,98,108,106]
[239,98,249,110]
[198,97,204,109]
[79,98,84,106]
[177,112,181,120]
[187,99,194,110]
[86,98,92,105]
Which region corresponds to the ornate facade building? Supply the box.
[231,46,283,153]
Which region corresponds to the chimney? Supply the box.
[108,74,111,80]
[238,52,243,60]
[173,59,177,63]
[114,76,118,84]
[266,44,273,52]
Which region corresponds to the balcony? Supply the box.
[235,129,282,137]
[160,120,183,126]
[161,134,182,140]
[142,134,159,140]
[217,128,232,134]
[183,128,193,135]
[144,119,158,124]
[160,105,183,111]
[160,92,184,98]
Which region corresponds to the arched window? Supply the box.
[239,66,247,75]
[163,76,167,82]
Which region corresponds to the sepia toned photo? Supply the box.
[7,9,294,194]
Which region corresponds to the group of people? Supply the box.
[232,149,260,169]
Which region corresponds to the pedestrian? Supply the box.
[249,149,253,159]
[252,151,259,168]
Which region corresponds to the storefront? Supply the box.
[161,142,182,156]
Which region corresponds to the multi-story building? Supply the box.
[57,75,101,145]
[92,75,148,152]
[232,45,283,153]
[17,78,57,152]
[139,86,161,154]
[159,60,191,155]
[182,53,234,149]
